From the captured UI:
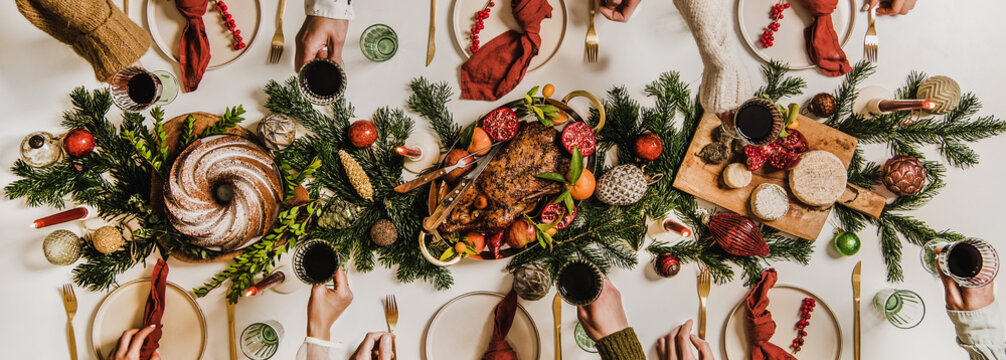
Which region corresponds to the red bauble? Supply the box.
[633,132,663,161]
[348,120,378,148]
[63,129,95,157]
[707,213,770,256]
[654,253,681,278]
[881,155,926,196]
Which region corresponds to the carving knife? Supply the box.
[422,144,502,232]
[394,143,499,193]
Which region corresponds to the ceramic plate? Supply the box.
[90,278,207,359]
[736,0,856,69]
[424,291,540,359]
[145,0,262,69]
[450,0,567,71]
[722,285,842,360]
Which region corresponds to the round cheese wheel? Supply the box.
[750,183,789,221]
[789,150,847,207]
[723,163,752,189]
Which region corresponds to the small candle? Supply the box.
[872,99,937,113]
[243,271,286,297]
[395,146,423,160]
[662,218,692,238]
[32,206,89,229]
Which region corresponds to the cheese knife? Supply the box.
[553,293,562,360]
[394,143,499,193]
[422,144,503,232]
[852,261,861,360]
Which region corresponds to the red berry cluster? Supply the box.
[759,2,790,48]
[469,1,496,53]
[791,297,816,353]
[215,1,246,50]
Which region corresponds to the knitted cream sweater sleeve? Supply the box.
[672,0,752,114]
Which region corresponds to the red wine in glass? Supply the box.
[557,261,603,306]
[937,238,999,288]
[948,243,983,278]
[297,58,347,106]
[293,239,340,285]
[729,98,782,146]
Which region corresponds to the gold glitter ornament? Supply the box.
[91,225,125,254]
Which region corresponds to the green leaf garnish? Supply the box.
[535,172,567,183]
[568,147,583,183]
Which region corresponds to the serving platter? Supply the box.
[722,285,842,360]
[736,0,856,70]
[146,0,262,70]
[450,0,567,71]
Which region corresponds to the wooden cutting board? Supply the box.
[673,112,885,241]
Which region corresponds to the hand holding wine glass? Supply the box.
[307,268,353,340]
[576,278,630,340]
[940,266,995,311]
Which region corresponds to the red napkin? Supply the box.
[175,0,211,92]
[482,290,519,360]
[460,0,552,101]
[140,259,169,360]
[798,0,851,77]
[745,268,796,360]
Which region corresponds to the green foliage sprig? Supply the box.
[200,105,246,137]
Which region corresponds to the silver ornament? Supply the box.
[595,165,647,206]
[20,131,63,167]
[512,263,552,301]
[44,230,82,266]
[257,114,297,150]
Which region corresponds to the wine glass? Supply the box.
[556,260,604,306]
[922,237,999,288]
[873,289,925,329]
[109,67,179,111]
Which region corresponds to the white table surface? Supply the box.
[2,0,1005,359]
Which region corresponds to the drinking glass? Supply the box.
[360,24,398,62]
[722,97,782,146]
[574,321,598,353]
[297,58,347,106]
[921,237,999,288]
[873,289,925,329]
[292,239,340,285]
[240,321,284,360]
[556,260,604,306]
[109,67,179,111]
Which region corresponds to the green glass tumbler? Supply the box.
[360,24,398,62]
[873,289,925,329]
[240,321,284,360]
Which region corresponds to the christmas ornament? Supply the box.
[338,150,374,201]
[318,200,364,229]
[808,93,837,117]
[833,231,861,256]
[91,225,125,254]
[789,150,847,207]
[348,120,379,148]
[758,1,789,48]
[560,121,597,157]
[722,163,752,189]
[370,219,398,247]
[750,183,789,221]
[654,253,681,278]
[791,297,816,353]
[916,76,961,114]
[19,131,63,167]
[595,165,647,206]
[213,0,246,50]
[881,155,926,196]
[467,0,496,53]
[43,229,82,265]
[63,128,95,158]
[257,113,296,150]
[707,213,770,256]
[633,132,663,161]
[512,263,551,301]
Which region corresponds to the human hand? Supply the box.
[307,268,353,340]
[656,320,715,360]
[577,278,630,340]
[867,0,916,15]
[295,16,350,71]
[939,266,995,311]
[599,0,641,22]
[350,332,395,360]
[108,325,161,360]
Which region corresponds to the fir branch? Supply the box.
[200,105,245,137]
[408,77,460,147]
[755,60,807,102]
[264,78,351,143]
[5,160,81,208]
[826,61,876,127]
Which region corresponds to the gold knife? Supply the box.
[227,300,237,360]
[852,261,861,360]
[426,0,437,66]
[553,293,562,360]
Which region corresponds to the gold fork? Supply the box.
[864,4,878,62]
[62,284,78,360]
[696,267,711,340]
[268,0,287,64]
[585,0,599,63]
[383,295,399,357]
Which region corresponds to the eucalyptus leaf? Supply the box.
[563,195,575,215]
[527,86,539,97]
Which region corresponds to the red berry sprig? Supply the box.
[214,1,246,50]
[791,297,816,353]
[759,1,790,48]
[468,0,496,53]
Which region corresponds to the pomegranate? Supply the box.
[482,107,519,141]
[633,132,663,161]
[778,129,808,153]
[769,149,801,170]
[348,120,378,148]
[560,121,596,156]
[540,201,577,229]
[744,145,770,171]
[443,149,474,183]
[505,218,536,249]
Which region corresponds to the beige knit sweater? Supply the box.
[16,0,150,81]
[673,0,752,114]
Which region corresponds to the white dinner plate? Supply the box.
[424,291,540,359]
[145,0,262,70]
[736,0,856,69]
[451,0,567,72]
[722,285,842,360]
[90,278,207,360]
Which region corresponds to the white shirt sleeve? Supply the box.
[296,336,348,360]
[305,0,355,20]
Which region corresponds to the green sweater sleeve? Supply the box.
[596,327,646,360]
